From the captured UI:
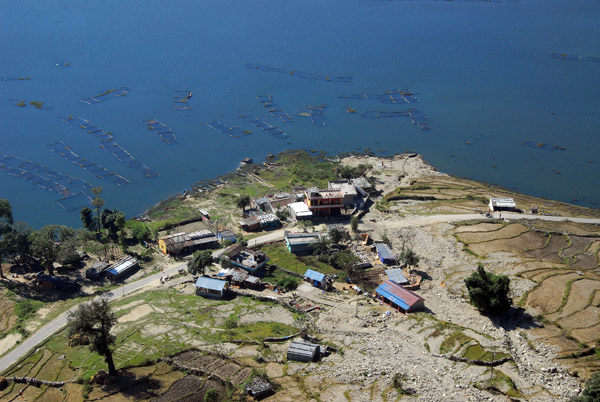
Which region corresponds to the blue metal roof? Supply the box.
[375,283,410,311]
[386,268,408,284]
[304,269,325,282]
[375,243,394,259]
[195,277,228,291]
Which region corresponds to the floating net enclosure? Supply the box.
[339,90,420,104]
[144,119,178,144]
[521,141,567,151]
[173,90,193,110]
[296,105,327,127]
[256,95,294,123]
[47,141,130,186]
[358,108,430,131]
[0,154,92,191]
[56,192,92,211]
[205,120,252,138]
[81,86,132,104]
[238,115,289,138]
[551,52,599,62]
[0,75,31,81]
[245,63,353,83]
[60,115,159,178]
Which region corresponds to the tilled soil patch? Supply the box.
[526,273,580,314]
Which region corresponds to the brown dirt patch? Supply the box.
[468,231,547,256]
[556,279,600,318]
[571,323,600,344]
[523,234,566,258]
[587,240,600,254]
[572,254,599,269]
[153,375,205,401]
[558,306,600,331]
[563,236,596,258]
[118,304,153,323]
[459,223,529,244]
[526,273,581,314]
[452,223,504,234]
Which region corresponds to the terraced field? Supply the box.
[450,220,600,373]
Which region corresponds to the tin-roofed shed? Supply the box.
[287,341,320,362]
[386,268,409,285]
[375,280,424,313]
[375,243,395,265]
[195,277,229,298]
[106,256,139,280]
[304,269,328,289]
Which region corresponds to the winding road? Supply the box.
[0,214,597,373]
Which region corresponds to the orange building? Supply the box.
[303,188,343,217]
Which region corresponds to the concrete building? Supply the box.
[106,256,140,280]
[285,232,324,254]
[328,180,369,210]
[287,340,320,362]
[222,244,269,276]
[304,188,344,218]
[489,197,517,212]
[375,280,424,313]
[375,243,396,265]
[158,230,218,255]
[304,269,329,289]
[288,202,313,221]
[217,230,237,244]
[195,277,229,298]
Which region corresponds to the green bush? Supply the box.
[464,264,511,315]
[573,372,600,402]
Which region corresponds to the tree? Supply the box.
[91,187,104,235]
[328,228,342,245]
[0,199,14,278]
[464,264,511,315]
[30,225,75,275]
[236,194,251,213]
[127,220,150,243]
[187,250,214,276]
[101,209,125,242]
[80,207,95,231]
[67,299,117,376]
[350,215,359,233]
[4,222,32,264]
[400,249,420,268]
[573,372,600,402]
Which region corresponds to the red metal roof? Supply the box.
[380,280,424,307]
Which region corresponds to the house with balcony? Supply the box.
[303,187,344,218]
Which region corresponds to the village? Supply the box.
[1,151,599,401]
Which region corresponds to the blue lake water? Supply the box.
[1,0,599,228]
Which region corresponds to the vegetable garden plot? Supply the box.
[296,105,327,127]
[173,90,193,110]
[81,86,132,104]
[552,52,599,62]
[256,95,294,123]
[245,63,353,83]
[0,154,92,191]
[238,114,289,138]
[521,141,566,151]
[205,120,252,138]
[60,115,159,178]
[145,119,178,144]
[47,141,130,186]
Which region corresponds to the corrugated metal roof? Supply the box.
[288,341,319,356]
[375,243,394,259]
[107,256,138,276]
[195,277,228,292]
[386,268,408,284]
[304,269,325,282]
[490,198,516,208]
[375,280,423,311]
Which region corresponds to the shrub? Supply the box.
[464,264,511,315]
[573,372,600,402]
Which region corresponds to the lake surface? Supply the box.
[1,0,599,228]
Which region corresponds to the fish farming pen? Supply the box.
[551,52,599,62]
[238,114,289,138]
[0,75,31,81]
[0,156,92,210]
[256,94,294,123]
[521,141,566,151]
[339,90,420,104]
[296,105,327,127]
[173,90,193,110]
[9,99,46,109]
[0,154,92,191]
[47,141,130,186]
[206,120,252,139]
[81,86,132,104]
[60,115,159,178]
[144,119,178,144]
[359,108,430,131]
[245,63,353,83]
